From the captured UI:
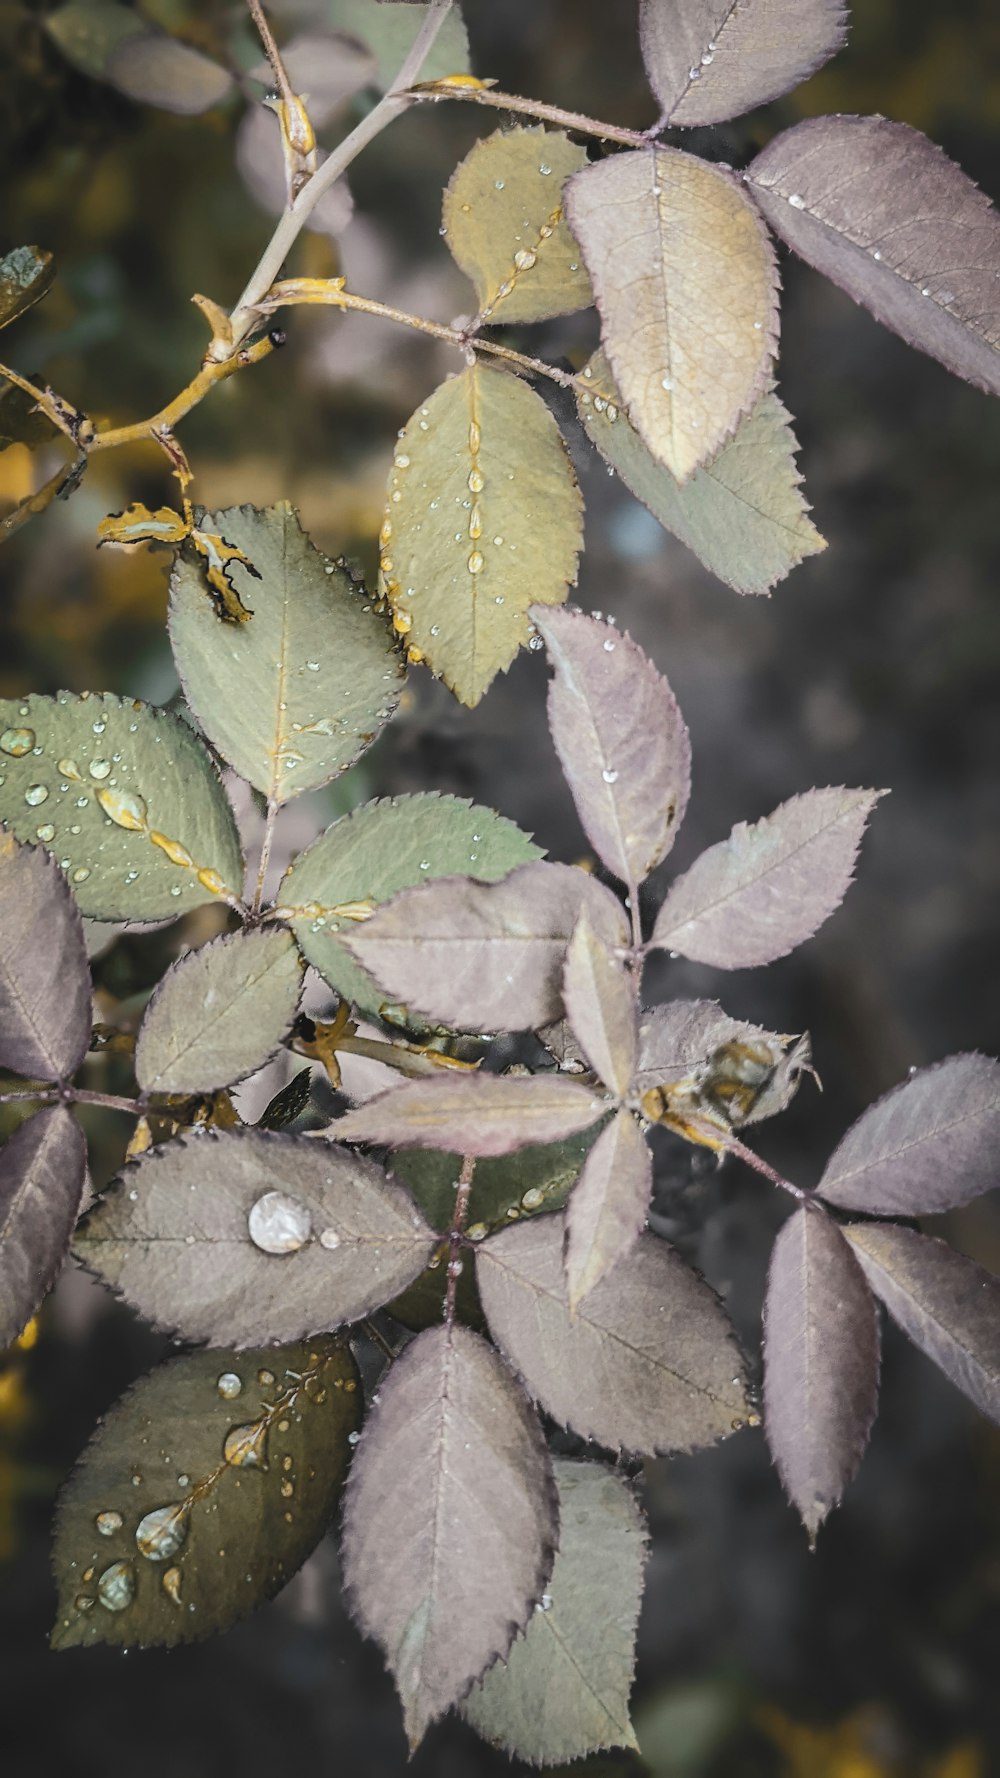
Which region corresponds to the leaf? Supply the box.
[0,246,55,331]
[763,1206,880,1541]
[380,363,583,706]
[325,0,471,88]
[44,2,146,78]
[746,116,1000,399]
[73,1128,436,1346]
[478,1213,749,1452]
[0,1107,87,1348]
[51,1337,360,1649]
[341,1322,557,1749]
[258,1069,313,1131]
[0,832,92,1082]
[565,149,779,482]
[818,1054,1000,1216]
[105,33,234,115]
[635,1002,812,1130]
[635,997,783,1092]
[564,1108,652,1314]
[333,1073,609,1157]
[650,787,884,967]
[844,1223,1000,1424]
[134,929,303,1095]
[341,860,629,1034]
[443,127,592,324]
[279,794,542,1019]
[0,693,243,921]
[532,606,690,887]
[638,0,848,128]
[169,504,403,803]
[577,354,825,596]
[463,1458,647,1763]
[563,911,638,1097]
[392,1128,600,1235]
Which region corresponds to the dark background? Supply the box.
[1,2,999,1772]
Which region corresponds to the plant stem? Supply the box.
[403,80,651,148]
[720,1131,809,1203]
[245,0,299,120]
[252,797,279,917]
[89,332,279,453]
[446,1154,476,1323]
[0,1087,143,1115]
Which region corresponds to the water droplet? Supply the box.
[603,638,616,653]
[418,859,430,871]
[319,1228,341,1250]
[71,866,90,884]
[393,452,410,469]
[24,784,48,807]
[35,822,55,842]
[429,623,441,637]
[217,1372,242,1399]
[162,1566,183,1606]
[257,1369,276,1387]
[348,1430,361,1446]
[513,247,537,271]
[247,1190,312,1254]
[787,192,806,209]
[97,786,147,831]
[538,161,552,175]
[0,727,35,756]
[872,249,883,261]
[88,759,112,780]
[494,178,505,190]
[701,49,714,64]
[97,1560,136,1612]
[494,594,505,605]
[92,719,107,735]
[170,885,182,897]
[660,376,674,392]
[468,550,484,575]
[177,1474,190,1489]
[95,1510,123,1536]
[537,1592,553,1612]
[602,768,619,784]
[521,1187,544,1211]
[135,1502,190,1562]
[223,1420,269,1469]
[528,634,543,651]
[74,1594,96,1612]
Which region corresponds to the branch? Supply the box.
[403,78,651,148]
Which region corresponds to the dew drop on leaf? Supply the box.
[0,728,35,756]
[223,1420,269,1469]
[95,1510,123,1537]
[135,1502,191,1562]
[162,1566,183,1605]
[97,1560,136,1612]
[24,784,48,806]
[97,786,148,831]
[247,1190,313,1254]
[88,760,112,780]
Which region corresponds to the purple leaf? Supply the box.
[531,607,691,888]
[564,1108,652,1313]
[478,1213,748,1453]
[341,1323,557,1749]
[343,860,629,1033]
[763,1205,880,1541]
[747,116,1000,398]
[0,1106,87,1347]
[635,998,786,1092]
[650,786,884,967]
[0,831,91,1082]
[333,1073,609,1157]
[134,928,303,1094]
[819,1054,1000,1215]
[639,0,848,128]
[845,1223,1000,1424]
[563,911,638,1097]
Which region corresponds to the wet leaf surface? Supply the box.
[639,0,847,127]
[134,928,303,1094]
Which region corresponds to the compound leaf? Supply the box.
[478,1213,748,1453]
[651,787,884,967]
[763,1206,880,1541]
[0,1107,87,1348]
[51,1337,360,1649]
[845,1223,1000,1424]
[341,1322,557,1749]
[0,246,55,331]
[564,1108,652,1314]
[443,126,592,324]
[134,928,303,1095]
[818,1054,1000,1215]
[279,794,542,1019]
[380,363,583,706]
[565,148,779,482]
[169,503,402,803]
[73,1128,436,1346]
[747,116,1000,398]
[463,1458,647,1764]
[0,693,243,921]
[333,1073,609,1157]
[563,911,638,1097]
[639,0,848,128]
[0,831,91,1082]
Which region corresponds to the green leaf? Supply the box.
[380,364,583,706]
[134,929,303,1094]
[169,504,403,803]
[51,1338,361,1649]
[44,1,145,79]
[392,1128,601,1235]
[325,0,470,87]
[278,794,542,1019]
[0,247,55,331]
[0,694,243,921]
[463,1459,646,1764]
[578,352,825,595]
[443,127,593,325]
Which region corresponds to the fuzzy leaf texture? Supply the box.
[818,1053,1000,1215]
[280,793,542,1020]
[639,0,848,127]
[380,363,583,705]
[463,1460,647,1764]
[341,1323,557,1749]
[0,831,92,1082]
[565,148,779,481]
[478,1213,749,1453]
[845,1224,1000,1424]
[0,694,243,920]
[577,354,825,596]
[763,1206,880,1541]
[533,607,691,886]
[651,786,883,967]
[333,1073,609,1157]
[0,1107,87,1348]
[73,1128,436,1346]
[51,1339,361,1648]
[169,503,403,803]
[747,116,1000,398]
[133,928,303,1094]
[563,1108,652,1314]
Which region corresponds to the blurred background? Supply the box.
[1,1,999,1772]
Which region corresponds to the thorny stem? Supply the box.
[446,1154,476,1324]
[245,0,300,124]
[403,80,652,149]
[252,797,279,917]
[719,1130,809,1203]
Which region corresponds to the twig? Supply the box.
[403,80,651,148]
[446,1153,476,1323]
[245,0,300,123]
[719,1131,809,1203]
[252,798,279,917]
